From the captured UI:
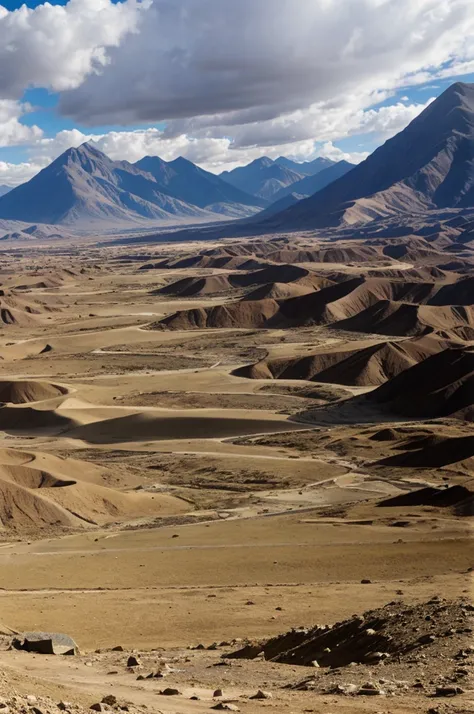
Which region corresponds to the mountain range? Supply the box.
[1,81,473,230]
[220,156,339,200]
[0,144,267,226]
[0,145,350,227]
[0,185,11,198]
[274,156,336,176]
[267,82,474,230]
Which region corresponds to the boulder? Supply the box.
[13,632,78,656]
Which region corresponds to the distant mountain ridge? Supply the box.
[220,157,307,200]
[268,82,474,230]
[275,156,336,176]
[0,185,12,198]
[135,155,265,209]
[0,145,348,226]
[0,143,220,225]
[270,161,355,203]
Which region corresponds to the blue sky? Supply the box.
[1,0,474,184]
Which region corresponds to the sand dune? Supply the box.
[0,448,187,534]
[428,275,474,305]
[0,406,74,434]
[0,380,68,404]
[66,409,298,444]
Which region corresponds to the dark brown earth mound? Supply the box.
[335,300,474,337]
[377,435,474,469]
[156,274,234,297]
[242,282,316,301]
[264,244,382,264]
[144,255,270,271]
[235,336,443,387]
[382,243,446,263]
[0,290,53,326]
[366,347,474,420]
[227,598,473,668]
[0,381,67,404]
[229,264,319,288]
[273,277,366,326]
[366,266,450,280]
[156,271,474,335]
[428,276,474,305]
[378,482,474,513]
[157,299,280,330]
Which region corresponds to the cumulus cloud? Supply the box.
[0,0,143,98]
[21,92,427,180]
[0,159,45,187]
[0,100,43,147]
[59,0,474,126]
[1,0,472,180]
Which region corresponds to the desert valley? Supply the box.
[0,80,472,714]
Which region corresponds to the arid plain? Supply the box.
[0,226,472,714]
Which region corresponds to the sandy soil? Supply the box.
[0,235,472,713]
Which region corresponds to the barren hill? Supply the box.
[267,82,474,229]
[366,347,474,420]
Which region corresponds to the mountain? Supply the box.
[268,82,474,230]
[275,156,336,176]
[220,157,305,200]
[0,185,12,198]
[135,155,265,210]
[254,192,307,220]
[0,143,215,225]
[270,160,355,202]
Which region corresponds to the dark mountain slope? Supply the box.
[270,160,355,202]
[267,82,474,229]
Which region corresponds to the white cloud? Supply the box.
[0,100,43,148]
[0,159,45,187]
[316,142,370,165]
[59,0,474,127]
[0,0,143,98]
[0,0,472,180]
[26,94,431,176]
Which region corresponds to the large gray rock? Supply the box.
[13,632,79,655]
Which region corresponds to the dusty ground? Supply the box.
[0,237,472,713]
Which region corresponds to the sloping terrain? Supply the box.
[0,381,68,404]
[228,599,474,676]
[269,160,355,203]
[158,269,474,340]
[236,335,445,387]
[0,448,186,535]
[156,274,235,297]
[265,82,474,229]
[366,347,474,420]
